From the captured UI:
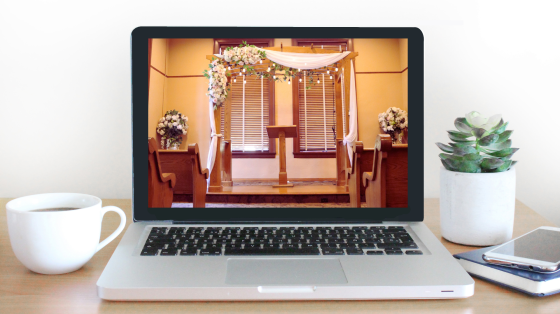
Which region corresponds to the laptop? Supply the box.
[96,27,474,300]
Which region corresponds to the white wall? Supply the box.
[1,1,559,226]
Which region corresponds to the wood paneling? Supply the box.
[148,138,175,208]
[158,143,209,208]
[363,135,408,208]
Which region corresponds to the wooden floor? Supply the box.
[207,185,348,195]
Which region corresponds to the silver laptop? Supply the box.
[97,27,474,300]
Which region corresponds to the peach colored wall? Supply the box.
[151,38,408,178]
[148,39,167,139]
[353,38,408,149]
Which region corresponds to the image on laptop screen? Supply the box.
[147,38,408,209]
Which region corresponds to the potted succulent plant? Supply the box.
[436,112,518,246]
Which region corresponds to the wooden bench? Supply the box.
[158,144,209,208]
[362,134,408,208]
[346,143,376,207]
[148,137,176,208]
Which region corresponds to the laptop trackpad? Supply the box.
[225,258,347,285]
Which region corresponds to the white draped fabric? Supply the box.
[343,60,358,166]
[206,49,358,183]
[205,99,222,184]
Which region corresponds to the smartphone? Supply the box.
[482,226,560,273]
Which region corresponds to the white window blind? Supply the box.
[298,74,336,152]
[221,75,270,152]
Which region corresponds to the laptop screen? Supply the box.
[134,27,424,223]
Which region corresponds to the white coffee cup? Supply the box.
[6,193,126,275]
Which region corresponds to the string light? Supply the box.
[228,66,231,70]
[260,60,262,64]
[239,72,242,76]
[288,79,291,85]
[298,68,301,72]
[327,70,330,74]
[317,79,320,84]
[330,75,333,79]
[336,68,338,72]
[273,75,276,79]
[299,78,302,82]
[234,78,236,83]
[242,68,245,72]
[267,67,270,72]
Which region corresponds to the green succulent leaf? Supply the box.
[471,128,488,139]
[494,122,509,134]
[479,134,499,146]
[511,160,518,167]
[486,139,512,151]
[486,148,519,157]
[489,119,504,133]
[449,133,477,142]
[453,146,478,156]
[449,141,476,147]
[436,143,454,153]
[447,130,472,138]
[441,159,456,171]
[480,157,504,170]
[493,160,513,172]
[495,130,513,144]
[457,161,482,173]
[463,153,483,163]
[455,118,473,133]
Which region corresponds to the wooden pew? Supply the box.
[148,137,176,208]
[362,134,408,208]
[346,142,376,207]
[158,143,209,208]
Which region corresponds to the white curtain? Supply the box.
[206,99,222,185]
[206,49,358,183]
[343,60,358,166]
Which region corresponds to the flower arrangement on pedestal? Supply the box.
[156,110,188,149]
[378,107,408,143]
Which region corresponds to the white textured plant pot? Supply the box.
[440,167,516,246]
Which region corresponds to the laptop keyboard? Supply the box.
[141,226,422,256]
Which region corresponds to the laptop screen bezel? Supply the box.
[132,27,424,223]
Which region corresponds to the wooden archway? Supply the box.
[205,47,359,192]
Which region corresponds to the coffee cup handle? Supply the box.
[96,206,127,253]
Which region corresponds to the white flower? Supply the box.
[173,122,178,126]
[166,115,172,120]
[182,129,187,135]
[182,116,188,121]
[158,123,164,128]
[163,121,168,126]
[177,124,182,130]
[465,111,502,130]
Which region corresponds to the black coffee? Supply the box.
[29,207,80,212]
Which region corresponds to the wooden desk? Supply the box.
[1,198,559,314]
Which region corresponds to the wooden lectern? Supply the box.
[266,125,297,188]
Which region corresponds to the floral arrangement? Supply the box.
[436,112,518,173]
[378,107,408,142]
[203,42,266,108]
[203,42,338,110]
[156,109,188,149]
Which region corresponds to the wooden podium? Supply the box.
[266,125,297,188]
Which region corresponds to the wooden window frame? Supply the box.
[291,38,353,158]
[214,38,276,159]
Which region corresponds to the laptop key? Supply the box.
[160,249,178,256]
[179,248,198,256]
[377,243,418,249]
[366,250,384,255]
[322,248,345,255]
[200,249,222,256]
[385,250,404,255]
[346,248,364,255]
[405,250,423,255]
[141,248,159,256]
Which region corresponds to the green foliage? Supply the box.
[436,113,518,173]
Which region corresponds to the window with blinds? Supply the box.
[227,75,270,152]
[216,38,275,158]
[292,38,352,158]
[298,74,336,152]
